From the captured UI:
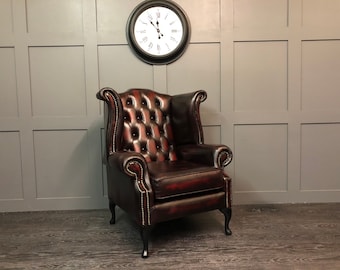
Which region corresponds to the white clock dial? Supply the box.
[127,0,190,64]
[134,7,184,56]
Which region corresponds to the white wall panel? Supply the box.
[26,0,83,33]
[96,0,136,35]
[0,132,23,200]
[180,0,220,41]
[167,43,221,114]
[0,47,18,117]
[203,126,221,145]
[29,46,87,117]
[0,0,13,33]
[34,130,92,198]
[234,41,288,112]
[234,0,288,28]
[302,0,340,27]
[234,124,288,192]
[98,45,154,92]
[301,40,340,111]
[301,123,340,191]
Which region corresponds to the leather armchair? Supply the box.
[96,87,233,258]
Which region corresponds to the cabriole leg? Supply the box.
[109,201,116,225]
[220,208,232,235]
[140,226,150,258]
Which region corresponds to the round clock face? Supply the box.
[127,0,190,65]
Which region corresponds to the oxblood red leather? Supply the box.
[96,87,233,258]
[148,160,224,200]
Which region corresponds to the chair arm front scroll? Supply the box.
[176,144,233,169]
[107,152,154,226]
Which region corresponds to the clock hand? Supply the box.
[150,21,158,30]
[150,20,164,39]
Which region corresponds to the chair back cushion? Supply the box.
[120,89,177,162]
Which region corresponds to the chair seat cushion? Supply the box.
[147,160,225,200]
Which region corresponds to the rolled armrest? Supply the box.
[108,151,145,172]
[176,144,233,169]
[107,151,153,226]
[108,151,153,191]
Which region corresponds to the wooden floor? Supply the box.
[0,203,339,270]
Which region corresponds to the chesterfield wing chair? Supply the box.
[96,87,233,258]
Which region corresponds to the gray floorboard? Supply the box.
[1,203,339,269]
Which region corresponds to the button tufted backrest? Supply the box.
[119,89,177,163]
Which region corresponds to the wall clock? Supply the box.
[126,0,191,65]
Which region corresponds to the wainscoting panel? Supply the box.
[98,45,154,92]
[96,0,135,36]
[300,123,340,191]
[0,47,18,117]
[233,0,288,28]
[33,130,91,199]
[301,40,340,111]
[29,46,87,117]
[167,43,221,114]
[234,41,288,112]
[26,0,84,33]
[234,124,288,193]
[0,0,13,33]
[0,131,23,200]
[180,0,220,42]
[203,126,221,145]
[302,0,340,27]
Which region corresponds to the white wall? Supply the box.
[1,0,340,211]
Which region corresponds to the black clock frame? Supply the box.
[126,0,191,65]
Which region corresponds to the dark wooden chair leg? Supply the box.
[109,201,116,225]
[220,208,232,235]
[140,226,150,258]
